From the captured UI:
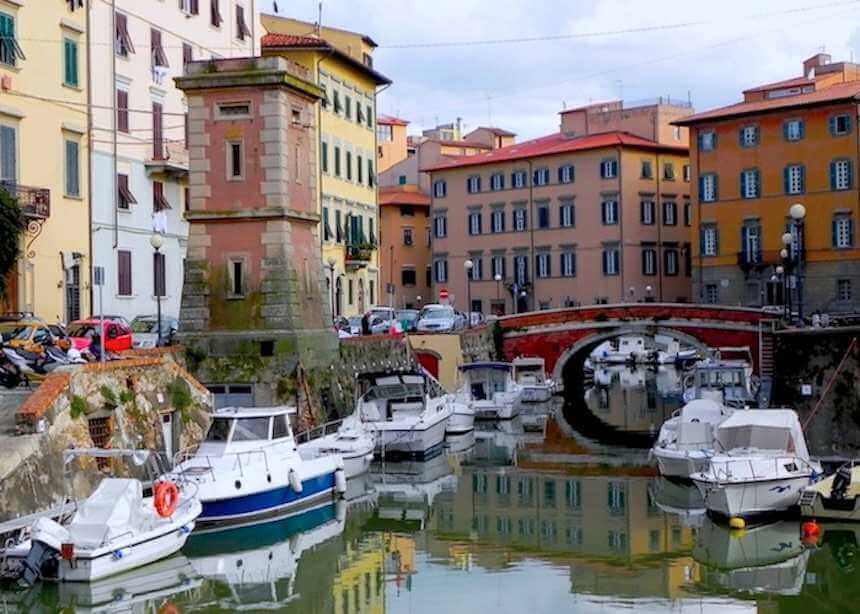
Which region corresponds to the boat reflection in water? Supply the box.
[649,476,706,526]
[180,502,346,610]
[694,519,811,596]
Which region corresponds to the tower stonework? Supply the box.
[176,57,336,405]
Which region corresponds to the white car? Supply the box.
[416,305,459,332]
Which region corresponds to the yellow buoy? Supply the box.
[729,517,746,530]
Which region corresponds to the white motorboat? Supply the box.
[184,502,345,610]
[171,406,346,525]
[694,519,810,596]
[297,413,376,479]
[691,409,822,519]
[799,464,860,521]
[445,397,476,435]
[652,399,733,480]
[512,356,555,403]
[3,449,200,585]
[682,359,756,407]
[357,372,451,459]
[590,336,652,364]
[655,338,700,365]
[456,362,522,420]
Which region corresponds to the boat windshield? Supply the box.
[364,383,424,401]
[698,369,744,387]
[205,417,233,442]
[232,417,271,442]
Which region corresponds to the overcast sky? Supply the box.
[261,0,860,140]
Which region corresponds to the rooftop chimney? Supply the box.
[803,53,832,78]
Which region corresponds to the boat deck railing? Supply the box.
[708,454,819,483]
[294,418,345,445]
[173,444,285,481]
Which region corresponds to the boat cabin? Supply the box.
[687,361,754,406]
[459,362,515,400]
[512,357,548,385]
[201,406,298,453]
[714,409,810,460]
[357,374,429,422]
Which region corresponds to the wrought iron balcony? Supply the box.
[736,250,781,272]
[345,243,375,267]
[0,181,50,219]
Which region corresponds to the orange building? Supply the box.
[379,186,432,308]
[676,54,860,312]
[377,114,410,173]
[425,99,693,314]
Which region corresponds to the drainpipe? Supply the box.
[527,159,535,310]
[111,0,117,250]
[374,81,392,309]
[617,145,624,303]
[656,151,663,302]
[86,1,94,313]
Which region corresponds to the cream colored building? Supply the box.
[262,16,390,318]
[88,1,261,322]
[0,0,90,322]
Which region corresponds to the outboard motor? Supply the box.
[832,464,853,500]
[19,541,57,586]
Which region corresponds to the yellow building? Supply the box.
[332,534,386,614]
[262,17,391,318]
[0,0,90,322]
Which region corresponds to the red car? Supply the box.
[67,319,133,353]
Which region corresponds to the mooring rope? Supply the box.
[802,337,857,431]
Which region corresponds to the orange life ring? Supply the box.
[154,481,180,518]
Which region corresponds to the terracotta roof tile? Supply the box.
[423,131,686,172]
[743,75,814,93]
[676,80,860,125]
[261,33,328,49]
[472,126,516,137]
[379,187,431,206]
[378,114,409,126]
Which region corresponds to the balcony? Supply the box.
[345,243,375,269]
[0,181,50,219]
[145,142,189,179]
[736,250,781,273]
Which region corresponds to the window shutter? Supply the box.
[741,227,749,263]
[714,227,719,254]
[698,176,704,201]
[117,90,129,133]
[800,166,805,193]
[833,219,840,247]
[738,128,744,146]
[601,203,607,224]
[602,251,608,275]
[713,175,718,201]
[600,162,606,179]
[783,122,789,141]
[848,161,854,189]
[850,219,855,246]
[118,251,132,296]
[697,132,702,149]
[739,171,745,197]
[829,116,837,136]
[641,250,648,275]
[152,102,163,159]
[0,125,16,181]
[783,167,790,193]
[830,161,837,190]
[66,141,79,196]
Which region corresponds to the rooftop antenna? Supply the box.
[273,1,279,13]
[486,92,493,127]
[316,1,322,35]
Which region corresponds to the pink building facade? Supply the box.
[426,101,694,314]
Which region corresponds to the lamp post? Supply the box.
[628,286,635,302]
[645,285,654,303]
[464,259,474,328]
[775,264,786,320]
[494,273,502,314]
[149,233,164,347]
[789,203,806,324]
[327,258,337,321]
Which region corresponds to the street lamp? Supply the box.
[628,286,635,302]
[149,232,164,347]
[464,259,474,328]
[327,258,337,321]
[645,285,654,303]
[789,203,807,323]
[494,273,502,313]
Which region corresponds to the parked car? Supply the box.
[131,315,179,348]
[68,319,133,353]
[88,314,132,329]
[0,319,69,353]
[416,304,460,333]
[364,306,396,335]
[347,316,363,336]
[396,309,420,332]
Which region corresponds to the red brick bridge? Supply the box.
[499,303,774,379]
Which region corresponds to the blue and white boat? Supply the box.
[171,406,346,526]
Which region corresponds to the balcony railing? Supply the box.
[0,181,50,219]
[736,250,782,271]
[346,243,375,266]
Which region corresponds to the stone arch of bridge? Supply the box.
[551,325,710,383]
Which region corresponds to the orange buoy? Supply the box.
[154,481,180,518]
[801,520,821,539]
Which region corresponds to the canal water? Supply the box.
[2,366,857,613]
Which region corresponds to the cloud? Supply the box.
[261,0,860,140]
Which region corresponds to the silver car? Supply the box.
[416,305,459,332]
[131,315,179,348]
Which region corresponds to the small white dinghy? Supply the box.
[512,356,555,403]
[691,409,822,519]
[456,362,522,420]
[652,399,733,480]
[297,414,376,479]
[3,449,200,585]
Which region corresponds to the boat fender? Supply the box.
[335,468,347,495]
[154,481,180,518]
[728,517,746,530]
[802,520,821,540]
[289,469,303,493]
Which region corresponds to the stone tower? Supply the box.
[175,56,337,406]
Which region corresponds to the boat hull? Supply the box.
[198,472,337,524]
[693,476,810,519]
[341,450,374,479]
[446,410,475,435]
[472,400,519,420]
[374,414,448,459]
[654,449,711,480]
[520,386,552,403]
